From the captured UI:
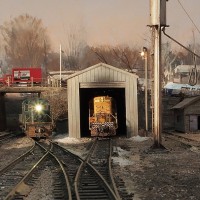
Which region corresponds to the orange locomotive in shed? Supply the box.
[89,96,118,137]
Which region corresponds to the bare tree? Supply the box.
[42,89,68,126]
[0,14,51,68]
[62,25,87,70]
[90,45,143,74]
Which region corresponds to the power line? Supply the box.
[177,0,200,36]
[162,28,200,59]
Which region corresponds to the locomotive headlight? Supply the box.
[35,104,43,112]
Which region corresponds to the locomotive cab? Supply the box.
[89,96,118,137]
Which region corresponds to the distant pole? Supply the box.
[145,48,148,134]
[141,47,148,134]
[59,44,62,87]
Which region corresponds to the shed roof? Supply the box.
[66,62,138,80]
[171,96,200,109]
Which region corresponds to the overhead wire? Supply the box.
[177,0,200,85]
[177,0,200,36]
[188,30,197,86]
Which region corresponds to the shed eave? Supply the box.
[66,62,139,80]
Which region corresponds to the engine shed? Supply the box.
[67,63,138,138]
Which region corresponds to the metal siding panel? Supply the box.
[95,67,100,82]
[117,72,122,81]
[109,69,115,82]
[100,66,104,81]
[125,80,131,137]
[100,66,105,82]
[78,73,83,83]
[81,72,87,83]
[90,68,95,82]
[86,70,91,82]
[75,76,80,138]
[94,66,99,82]
[129,78,135,137]
[121,73,126,81]
[68,78,80,138]
[69,79,76,138]
[105,67,110,81]
[132,78,138,136]
[68,80,73,137]
[125,77,138,137]
[113,70,118,82]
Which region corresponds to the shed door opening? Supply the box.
[80,88,126,137]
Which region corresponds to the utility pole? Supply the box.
[150,0,167,148]
[141,47,148,135]
[59,44,62,87]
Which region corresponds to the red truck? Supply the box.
[0,67,42,86]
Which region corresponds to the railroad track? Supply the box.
[0,133,19,145]
[0,140,71,200]
[51,138,121,199]
[0,137,132,199]
[163,132,200,148]
[50,142,82,198]
[74,138,120,200]
[0,141,48,199]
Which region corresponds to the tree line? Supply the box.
[0,14,200,81]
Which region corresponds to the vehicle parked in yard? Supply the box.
[0,67,42,86]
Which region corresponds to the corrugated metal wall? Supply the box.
[67,63,138,138]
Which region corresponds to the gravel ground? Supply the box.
[112,134,200,200]
[24,167,54,200]
[0,135,33,170]
[53,133,200,200]
[1,132,200,200]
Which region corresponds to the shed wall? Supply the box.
[174,110,185,132]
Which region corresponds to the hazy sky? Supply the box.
[0,0,199,51]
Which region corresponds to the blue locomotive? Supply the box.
[21,98,53,138]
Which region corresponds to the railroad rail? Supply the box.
[0,141,47,199]
[0,140,71,200]
[0,137,133,199]
[74,138,120,200]
[164,132,200,148]
[0,133,18,144]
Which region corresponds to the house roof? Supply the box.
[164,82,200,90]
[66,62,139,80]
[171,96,200,109]
[48,70,76,80]
[174,65,200,73]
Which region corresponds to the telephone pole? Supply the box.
[150,0,167,148]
